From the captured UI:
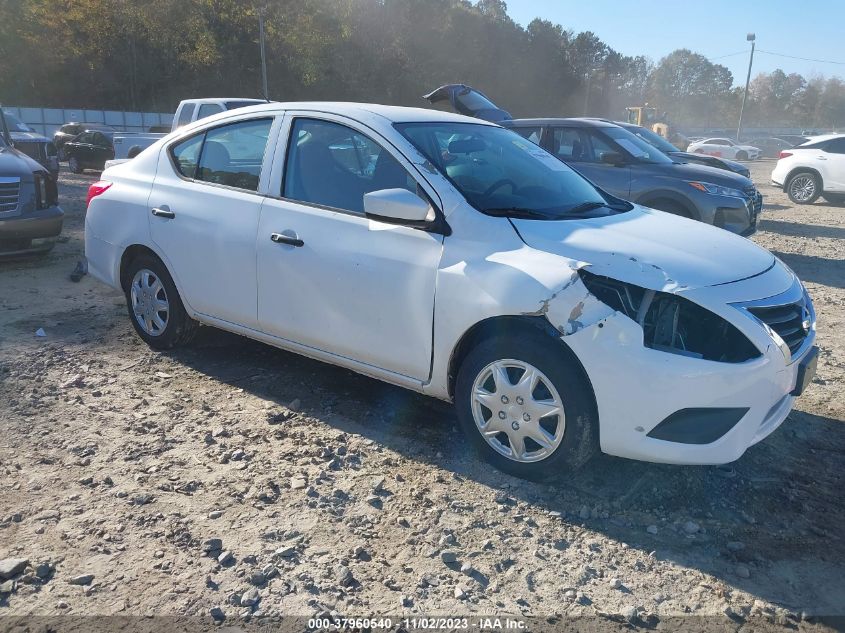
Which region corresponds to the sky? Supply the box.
[506,0,845,85]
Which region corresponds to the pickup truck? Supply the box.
[110,98,267,162]
[0,108,63,256]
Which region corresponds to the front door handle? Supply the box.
[270,232,304,247]
[151,207,175,219]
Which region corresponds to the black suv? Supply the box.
[54,122,115,160]
[0,110,63,256]
[425,85,762,236]
[64,129,115,173]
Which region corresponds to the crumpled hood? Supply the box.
[513,206,775,291]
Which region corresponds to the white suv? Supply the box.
[84,102,817,479]
[771,134,845,204]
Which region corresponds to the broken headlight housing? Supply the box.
[578,270,760,363]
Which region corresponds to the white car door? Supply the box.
[148,115,280,329]
[819,137,845,191]
[257,114,443,381]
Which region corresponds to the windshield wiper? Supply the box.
[565,201,609,214]
[566,200,631,214]
[483,207,553,219]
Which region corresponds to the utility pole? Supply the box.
[258,7,269,101]
[736,33,755,142]
[583,71,592,116]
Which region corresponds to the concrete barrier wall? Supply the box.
[3,106,173,137]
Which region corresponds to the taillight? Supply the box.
[86,180,112,207]
[778,151,793,160]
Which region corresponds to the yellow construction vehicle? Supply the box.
[625,106,687,150]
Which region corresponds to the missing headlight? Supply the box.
[579,270,760,362]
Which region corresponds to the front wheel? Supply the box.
[736,151,748,161]
[455,332,598,480]
[787,172,821,204]
[124,254,198,350]
[68,156,82,174]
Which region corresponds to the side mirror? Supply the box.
[364,188,433,225]
[600,151,627,166]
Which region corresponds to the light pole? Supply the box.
[736,33,755,142]
[258,6,269,101]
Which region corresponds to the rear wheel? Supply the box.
[787,172,821,204]
[68,156,82,174]
[123,254,198,350]
[455,331,598,480]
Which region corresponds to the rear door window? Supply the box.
[171,135,204,178]
[196,118,273,191]
[824,138,845,154]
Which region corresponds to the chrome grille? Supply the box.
[748,298,810,356]
[743,185,763,227]
[0,177,20,213]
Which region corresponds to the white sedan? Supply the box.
[84,102,817,479]
[688,137,761,160]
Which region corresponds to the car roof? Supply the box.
[799,133,844,144]
[504,117,618,128]
[187,101,495,126]
[180,97,267,105]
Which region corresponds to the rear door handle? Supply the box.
[817,157,827,160]
[151,207,175,219]
[270,232,304,247]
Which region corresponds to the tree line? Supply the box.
[1,0,843,130]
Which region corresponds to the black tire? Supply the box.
[736,151,748,161]
[123,253,198,350]
[786,171,821,204]
[822,193,845,206]
[57,146,66,162]
[455,330,599,480]
[127,145,142,159]
[68,156,83,174]
[644,199,693,219]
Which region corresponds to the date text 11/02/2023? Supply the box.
[307,617,527,630]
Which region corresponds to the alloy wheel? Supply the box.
[790,176,816,202]
[470,359,565,463]
[130,268,170,336]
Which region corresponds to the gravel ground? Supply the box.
[0,161,843,630]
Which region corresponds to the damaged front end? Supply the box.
[574,269,760,363]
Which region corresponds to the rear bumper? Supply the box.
[0,205,64,256]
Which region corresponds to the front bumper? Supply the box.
[0,205,64,256]
[564,264,815,465]
[690,188,761,236]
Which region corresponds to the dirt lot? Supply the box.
[0,162,843,629]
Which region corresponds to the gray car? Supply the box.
[425,85,762,236]
[0,110,63,256]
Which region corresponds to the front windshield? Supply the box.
[600,127,673,164]
[629,125,678,154]
[396,122,625,219]
[2,113,34,133]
